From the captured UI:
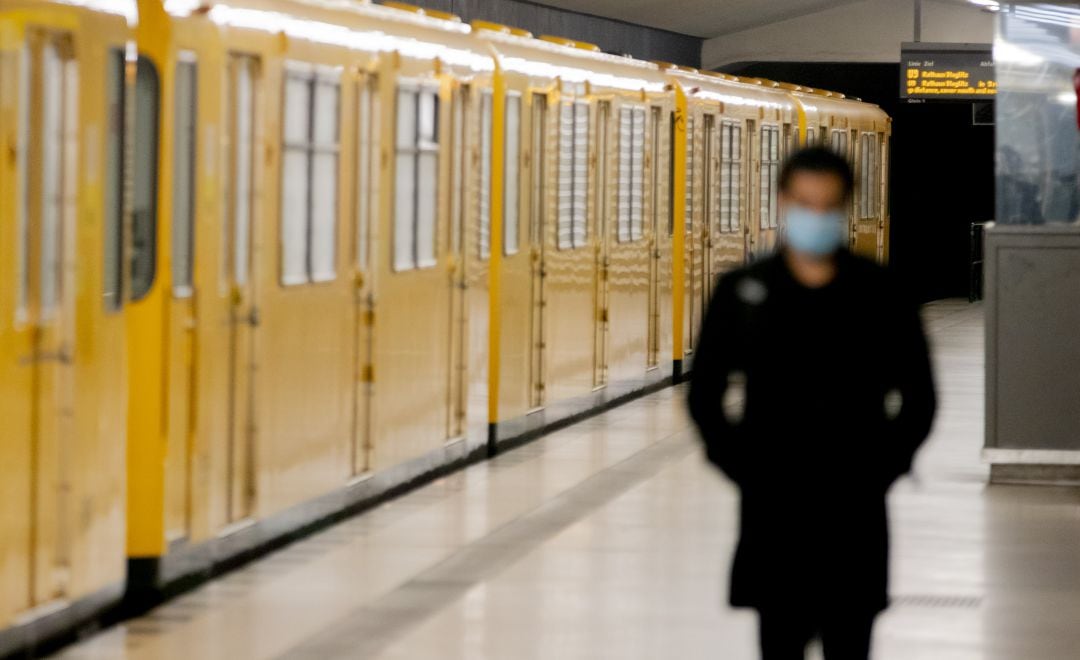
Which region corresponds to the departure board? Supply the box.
[901,43,996,101]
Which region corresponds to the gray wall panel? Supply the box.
[379,0,702,67]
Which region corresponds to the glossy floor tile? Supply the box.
[52,300,1080,660]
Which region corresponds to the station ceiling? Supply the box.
[529,0,866,38]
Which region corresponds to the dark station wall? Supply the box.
[725,62,995,302]
[380,0,702,67]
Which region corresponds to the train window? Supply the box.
[759,124,780,230]
[859,132,880,219]
[650,107,663,240]
[783,123,794,163]
[806,127,815,147]
[685,115,694,234]
[479,90,492,259]
[617,105,646,243]
[228,55,258,288]
[130,56,160,302]
[393,80,440,271]
[281,64,341,285]
[557,100,589,250]
[173,56,197,297]
[703,115,716,237]
[504,92,522,256]
[529,95,547,247]
[449,85,466,258]
[19,36,77,319]
[16,45,30,321]
[830,129,848,158]
[356,75,379,272]
[720,120,743,233]
[103,50,123,310]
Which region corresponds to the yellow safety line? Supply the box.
[671,82,687,369]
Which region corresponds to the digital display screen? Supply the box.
[901,43,996,101]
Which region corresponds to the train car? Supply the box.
[0,0,893,653]
[127,0,501,589]
[472,23,676,441]
[0,0,134,652]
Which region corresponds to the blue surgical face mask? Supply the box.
[783,205,846,257]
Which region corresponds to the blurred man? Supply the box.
[688,147,936,660]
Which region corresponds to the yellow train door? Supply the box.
[352,73,378,474]
[646,107,663,368]
[529,94,548,407]
[593,100,611,388]
[225,54,259,523]
[22,32,78,605]
[165,54,198,542]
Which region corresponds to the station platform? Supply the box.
[51,300,1080,660]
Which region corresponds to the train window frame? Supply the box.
[15,43,31,323]
[449,83,468,259]
[649,106,663,241]
[617,104,646,244]
[172,53,197,298]
[504,91,523,256]
[720,119,743,234]
[393,79,440,272]
[280,62,342,287]
[355,73,379,273]
[557,99,589,251]
[759,123,780,231]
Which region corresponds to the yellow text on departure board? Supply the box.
[906,67,997,97]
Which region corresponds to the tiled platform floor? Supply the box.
[53,300,1080,659]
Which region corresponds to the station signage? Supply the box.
[900,43,996,101]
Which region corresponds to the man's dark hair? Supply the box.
[779,146,854,200]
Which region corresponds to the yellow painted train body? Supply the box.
[0,0,890,650]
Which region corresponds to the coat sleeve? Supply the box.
[883,286,937,481]
[687,276,749,483]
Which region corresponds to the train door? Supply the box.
[352,73,378,474]
[647,106,662,368]
[593,100,610,388]
[165,54,198,541]
[684,114,698,351]
[446,82,469,439]
[20,31,78,605]
[224,54,259,523]
[529,94,548,408]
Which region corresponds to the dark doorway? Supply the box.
[724,62,994,302]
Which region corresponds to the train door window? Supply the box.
[393,80,440,271]
[685,115,694,234]
[103,50,123,310]
[356,74,379,272]
[703,115,716,235]
[759,124,779,229]
[131,56,161,301]
[449,84,466,258]
[830,129,848,158]
[173,55,197,297]
[557,99,589,250]
[859,133,868,218]
[504,92,522,255]
[650,107,663,240]
[227,55,259,289]
[21,35,78,319]
[617,105,646,243]
[783,123,794,162]
[281,63,341,285]
[806,127,815,147]
[478,90,492,259]
[720,120,743,233]
[530,95,547,246]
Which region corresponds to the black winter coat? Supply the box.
[687,250,936,613]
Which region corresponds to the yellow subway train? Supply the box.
[0,0,890,652]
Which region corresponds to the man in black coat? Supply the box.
[688,147,936,660]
